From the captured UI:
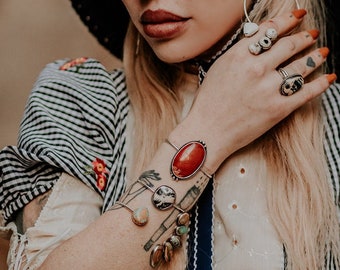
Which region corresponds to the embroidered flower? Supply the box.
[84,157,109,191]
[59,57,88,71]
[96,174,107,191]
[92,158,108,175]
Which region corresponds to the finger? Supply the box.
[271,46,332,97]
[279,47,329,78]
[244,10,313,61]
[272,47,329,85]
[288,74,336,108]
[263,29,319,67]
[246,9,307,43]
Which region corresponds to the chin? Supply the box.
[152,49,199,64]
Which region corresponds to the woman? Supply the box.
[0,0,339,269]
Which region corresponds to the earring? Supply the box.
[243,0,301,38]
[294,0,300,9]
[243,0,259,37]
[135,33,141,56]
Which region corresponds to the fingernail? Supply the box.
[326,73,337,84]
[308,29,320,40]
[292,9,307,19]
[319,47,330,58]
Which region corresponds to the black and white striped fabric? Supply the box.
[0,57,339,227]
[323,83,340,220]
[0,58,129,222]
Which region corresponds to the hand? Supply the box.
[171,10,334,172]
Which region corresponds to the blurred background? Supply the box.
[0,0,121,149]
[0,0,339,149]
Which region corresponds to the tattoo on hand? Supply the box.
[306,56,316,68]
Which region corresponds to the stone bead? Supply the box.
[150,244,164,268]
[168,235,182,248]
[177,212,190,226]
[171,141,207,180]
[132,207,149,226]
[175,225,189,236]
[163,241,174,263]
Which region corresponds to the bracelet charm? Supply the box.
[115,202,149,226]
[149,211,190,268]
[152,185,176,211]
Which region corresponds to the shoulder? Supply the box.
[24,57,129,133]
[33,57,126,98]
[19,57,130,163]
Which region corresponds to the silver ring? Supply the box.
[278,68,304,96]
[265,28,278,41]
[258,36,272,50]
[248,28,277,55]
[248,42,262,55]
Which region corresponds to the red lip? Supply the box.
[141,9,189,39]
[141,9,187,24]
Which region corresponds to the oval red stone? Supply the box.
[170,141,206,180]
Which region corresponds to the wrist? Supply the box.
[168,123,230,174]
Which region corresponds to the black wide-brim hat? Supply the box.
[71,0,129,59]
[71,0,340,74]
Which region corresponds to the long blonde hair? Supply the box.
[123,0,340,269]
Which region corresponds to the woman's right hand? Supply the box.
[170,9,334,172]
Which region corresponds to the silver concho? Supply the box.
[151,185,176,210]
[280,74,304,96]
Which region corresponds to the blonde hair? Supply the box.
[123,0,340,269]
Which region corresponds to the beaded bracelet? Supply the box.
[166,139,212,180]
[150,211,190,268]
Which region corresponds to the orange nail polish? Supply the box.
[326,73,337,84]
[292,9,307,19]
[319,47,330,58]
[308,29,320,40]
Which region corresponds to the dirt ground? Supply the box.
[0,0,121,149]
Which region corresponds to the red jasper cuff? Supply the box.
[168,140,207,181]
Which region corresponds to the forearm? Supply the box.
[38,138,215,269]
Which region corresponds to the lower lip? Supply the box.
[142,21,187,39]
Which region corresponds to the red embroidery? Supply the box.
[96,174,107,191]
[85,157,109,191]
[92,158,108,175]
[59,57,88,71]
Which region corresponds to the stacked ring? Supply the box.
[249,28,278,55]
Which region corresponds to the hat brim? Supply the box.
[71,0,130,59]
